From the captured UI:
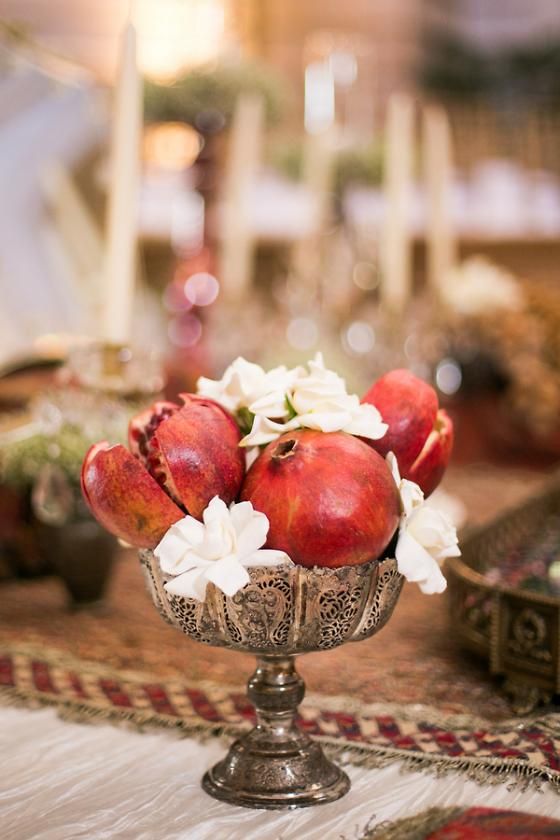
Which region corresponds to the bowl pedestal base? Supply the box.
[202,654,350,810]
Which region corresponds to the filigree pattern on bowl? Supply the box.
[139,550,403,655]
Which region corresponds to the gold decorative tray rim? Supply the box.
[447,470,560,606]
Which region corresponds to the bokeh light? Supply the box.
[353,261,379,291]
[436,358,462,395]
[163,283,193,312]
[344,321,375,355]
[286,317,319,350]
[143,123,203,170]
[136,0,225,81]
[184,272,220,307]
[167,312,202,347]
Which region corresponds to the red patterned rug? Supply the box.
[1,643,559,793]
[365,806,560,839]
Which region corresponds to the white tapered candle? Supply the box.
[102,22,141,344]
[380,93,414,315]
[423,105,457,299]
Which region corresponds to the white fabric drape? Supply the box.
[1,707,558,840]
[0,73,105,365]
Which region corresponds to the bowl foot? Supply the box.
[202,731,349,809]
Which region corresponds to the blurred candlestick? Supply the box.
[380,93,414,315]
[291,124,336,296]
[219,93,264,301]
[304,60,335,135]
[423,105,457,299]
[102,22,141,345]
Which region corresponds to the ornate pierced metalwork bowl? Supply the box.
[446,476,560,714]
[140,552,402,655]
[140,550,403,809]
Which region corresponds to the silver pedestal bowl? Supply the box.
[140,550,403,810]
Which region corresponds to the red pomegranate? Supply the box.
[361,369,453,496]
[241,429,400,568]
[81,394,245,548]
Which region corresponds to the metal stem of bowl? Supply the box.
[202,653,350,809]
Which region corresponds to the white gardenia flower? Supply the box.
[154,497,291,601]
[240,353,387,447]
[197,358,296,416]
[290,353,387,440]
[387,453,459,595]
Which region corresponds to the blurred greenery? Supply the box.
[420,29,560,108]
[334,144,385,194]
[0,425,90,489]
[271,140,385,194]
[144,61,288,131]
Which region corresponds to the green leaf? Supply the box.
[285,395,297,420]
[235,407,254,435]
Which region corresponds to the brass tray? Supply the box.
[446,474,560,713]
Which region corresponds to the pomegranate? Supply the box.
[128,393,245,518]
[81,441,183,548]
[361,369,453,496]
[81,393,245,548]
[407,409,453,497]
[241,429,400,568]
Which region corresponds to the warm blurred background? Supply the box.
[3,1,560,387]
[2,0,560,708]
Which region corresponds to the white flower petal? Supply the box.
[407,507,457,553]
[229,500,254,532]
[179,498,234,561]
[291,386,346,415]
[400,479,424,516]
[233,508,270,558]
[296,410,353,433]
[395,528,438,583]
[197,358,269,413]
[202,496,230,527]
[240,415,290,447]
[386,452,424,517]
[387,452,401,486]
[204,555,251,597]
[243,549,292,567]
[435,542,461,560]
[164,515,205,547]
[164,567,209,601]
[155,515,214,575]
[154,531,189,571]
[311,351,325,368]
[307,353,344,386]
[343,404,388,440]
[196,376,238,412]
[418,565,447,594]
[245,446,261,470]
[160,550,211,576]
[249,390,290,419]
[199,518,235,560]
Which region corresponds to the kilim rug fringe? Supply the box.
[1,643,559,794]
